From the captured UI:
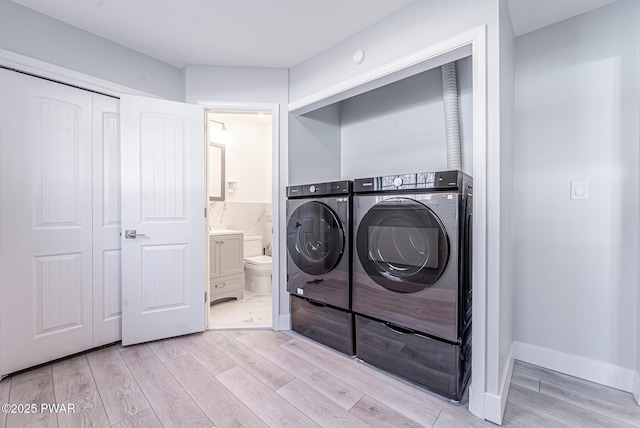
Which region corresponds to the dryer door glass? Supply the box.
[287,201,345,275]
[357,197,449,292]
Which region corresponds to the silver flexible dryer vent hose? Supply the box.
[441,62,462,171]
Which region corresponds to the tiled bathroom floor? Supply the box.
[209,291,272,329]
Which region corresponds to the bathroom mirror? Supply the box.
[208,142,225,201]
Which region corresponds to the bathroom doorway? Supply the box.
[206,109,274,330]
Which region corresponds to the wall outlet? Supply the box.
[570,181,588,200]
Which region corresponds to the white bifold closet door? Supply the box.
[0,69,121,375]
[0,70,206,375]
[93,94,123,346]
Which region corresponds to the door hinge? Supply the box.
[205,291,207,302]
[204,207,207,217]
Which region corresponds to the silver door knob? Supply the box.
[125,230,146,239]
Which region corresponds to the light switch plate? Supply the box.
[571,181,588,200]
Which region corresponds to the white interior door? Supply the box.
[92,94,122,346]
[0,69,94,375]
[120,94,206,346]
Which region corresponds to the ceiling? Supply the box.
[10,0,620,69]
[9,0,415,68]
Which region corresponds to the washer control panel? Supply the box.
[286,180,353,198]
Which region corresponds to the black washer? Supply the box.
[286,180,354,356]
[286,180,352,311]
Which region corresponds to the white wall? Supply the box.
[289,0,497,104]
[488,0,515,419]
[209,113,271,203]
[265,122,273,201]
[340,57,472,179]
[0,0,182,100]
[514,0,640,384]
[183,65,287,201]
[184,65,288,105]
[288,104,342,184]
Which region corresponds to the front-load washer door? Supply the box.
[287,201,345,276]
[353,194,460,341]
[286,198,351,310]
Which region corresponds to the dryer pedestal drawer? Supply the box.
[291,295,354,356]
[355,314,471,401]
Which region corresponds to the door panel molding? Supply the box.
[120,94,205,346]
[0,69,94,375]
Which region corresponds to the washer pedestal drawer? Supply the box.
[355,314,471,401]
[291,295,354,356]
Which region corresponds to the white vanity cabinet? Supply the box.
[209,230,244,303]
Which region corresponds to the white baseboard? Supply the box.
[484,342,515,425]
[513,341,635,392]
[633,371,639,406]
[275,314,291,331]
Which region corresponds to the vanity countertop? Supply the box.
[209,229,244,236]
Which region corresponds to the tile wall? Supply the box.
[209,201,273,256]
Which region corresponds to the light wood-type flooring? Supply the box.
[0,329,638,427]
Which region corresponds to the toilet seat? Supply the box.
[244,255,272,267]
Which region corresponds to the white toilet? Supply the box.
[243,236,272,295]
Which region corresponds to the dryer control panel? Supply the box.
[354,170,469,193]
